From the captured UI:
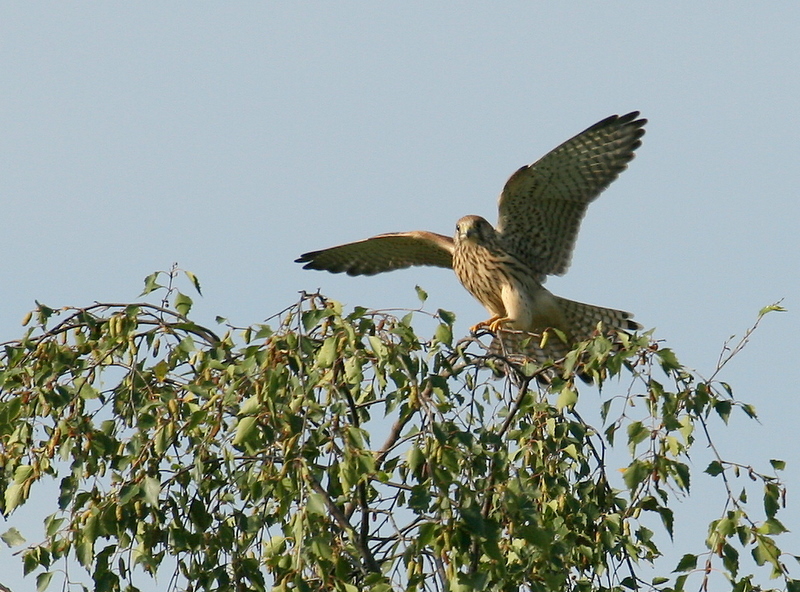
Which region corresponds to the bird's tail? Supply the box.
[555,296,640,341]
[485,298,640,382]
[489,329,569,365]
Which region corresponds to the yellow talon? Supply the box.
[488,316,511,333]
[470,315,501,333]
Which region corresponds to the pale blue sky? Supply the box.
[2,4,799,591]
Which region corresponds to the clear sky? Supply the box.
[1,4,798,591]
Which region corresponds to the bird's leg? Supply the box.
[470,315,511,333]
[470,316,499,333]
[488,316,511,333]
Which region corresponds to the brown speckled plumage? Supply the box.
[297,112,646,363]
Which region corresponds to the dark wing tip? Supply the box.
[623,314,643,331]
[294,250,348,274]
[619,110,643,122]
[617,111,647,128]
[594,111,647,136]
[598,111,648,169]
[621,113,648,144]
[295,251,320,268]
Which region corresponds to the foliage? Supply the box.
[0,269,793,592]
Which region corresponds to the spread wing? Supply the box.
[496,112,646,282]
[296,231,454,276]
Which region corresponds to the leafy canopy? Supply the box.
[0,268,793,592]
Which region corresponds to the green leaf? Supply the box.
[678,415,694,443]
[189,498,213,530]
[769,459,786,471]
[764,482,781,519]
[174,291,193,316]
[140,272,163,296]
[656,348,681,372]
[407,446,425,474]
[310,536,333,560]
[36,571,53,592]
[671,461,691,492]
[759,302,786,316]
[434,322,452,346]
[719,381,734,398]
[143,476,161,506]
[78,383,100,400]
[714,400,732,423]
[622,460,648,491]
[758,518,788,535]
[417,522,436,547]
[460,505,485,535]
[674,553,697,572]
[437,309,456,325]
[705,461,724,476]
[14,464,33,483]
[34,301,55,325]
[264,535,286,556]
[752,536,780,568]
[740,403,757,418]
[301,308,327,331]
[1,527,26,547]
[626,421,649,453]
[556,387,578,411]
[239,395,261,416]
[184,270,203,295]
[316,336,338,368]
[254,324,273,339]
[604,423,617,446]
[658,506,675,539]
[0,396,23,428]
[233,416,258,446]
[76,538,92,567]
[674,574,688,591]
[154,360,169,382]
[368,335,389,359]
[721,542,739,576]
[415,285,428,303]
[306,492,327,516]
[716,514,736,537]
[4,482,24,514]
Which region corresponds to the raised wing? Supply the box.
[496,112,646,281]
[296,231,454,276]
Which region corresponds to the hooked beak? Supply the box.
[457,223,477,242]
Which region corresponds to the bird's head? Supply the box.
[455,215,495,246]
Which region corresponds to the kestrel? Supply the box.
[297,112,646,359]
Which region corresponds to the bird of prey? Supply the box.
[297,112,645,358]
